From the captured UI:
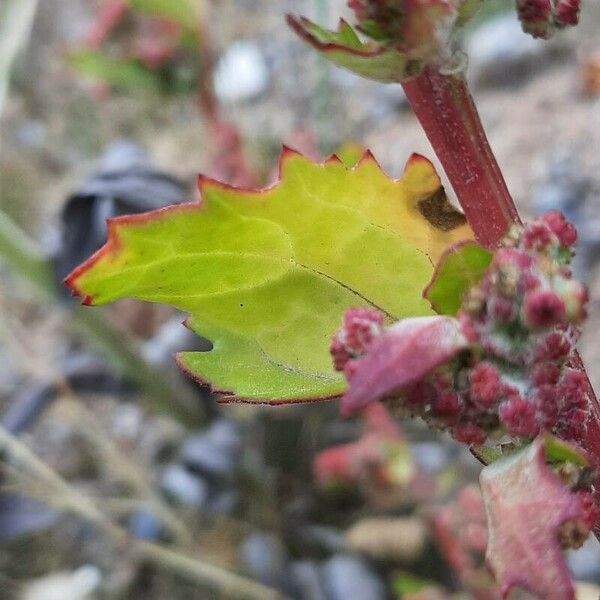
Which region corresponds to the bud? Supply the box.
[516,0,553,39]
[499,398,540,438]
[451,422,486,445]
[331,308,385,371]
[522,289,566,329]
[522,221,555,252]
[432,390,462,418]
[469,362,501,408]
[542,211,578,248]
[554,0,581,26]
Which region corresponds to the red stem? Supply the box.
[403,66,600,515]
[402,67,520,249]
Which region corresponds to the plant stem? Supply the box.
[402,67,520,249]
[0,424,285,600]
[403,66,600,507]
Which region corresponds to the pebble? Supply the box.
[240,532,288,588]
[127,510,162,541]
[0,494,57,541]
[20,565,101,600]
[180,419,241,480]
[286,560,326,600]
[321,555,386,600]
[214,41,269,103]
[568,537,600,583]
[412,442,451,475]
[467,14,553,89]
[161,464,209,509]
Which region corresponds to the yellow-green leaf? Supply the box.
[66,150,472,403]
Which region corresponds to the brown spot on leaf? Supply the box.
[417,188,467,232]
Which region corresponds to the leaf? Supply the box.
[479,437,583,600]
[287,16,422,83]
[341,316,468,416]
[70,50,160,91]
[424,242,492,316]
[544,434,589,467]
[66,150,472,403]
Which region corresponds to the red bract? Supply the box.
[480,438,591,599]
[339,316,467,417]
[432,485,501,599]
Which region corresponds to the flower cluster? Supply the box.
[347,0,405,40]
[331,212,590,449]
[313,404,435,508]
[346,0,457,62]
[516,0,581,39]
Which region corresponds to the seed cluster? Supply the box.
[331,212,590,449]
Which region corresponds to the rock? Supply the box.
[286,561,326,600]
[180,419,241,480]
[322,555,386,600]
[292,524,345,556]
[63,353,127,396]
[345,517,427,563]
[206,489,239,516]
[127,510,161,541]
[240,532,288,588]
[20,565,101,600]
[412,442,450,475]
[53,142,188,285]
[575,582,600,600]
[214,41,269,103]
[568,537,600,583]
[1,383,58,434]
[0,493,58,541]
[467,15,559,89]
[161,464,209,509]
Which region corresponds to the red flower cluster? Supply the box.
[331,212,590,449]
[516,0,581,39]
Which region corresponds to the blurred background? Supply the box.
[1,1,600,598]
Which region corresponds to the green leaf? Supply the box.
[66,150,472,403]
[392,573,430,596]
[544,434,589,467]
[70,51,160,91]
[424,242,492,316]
[287,16,422,83]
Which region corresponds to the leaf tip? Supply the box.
[356,148,381,169]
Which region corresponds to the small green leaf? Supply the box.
[424,242,492,316]
[66,150,472,403]
[392,573,430,596]
[70,51,160,91]
[544,434,589,467]
[287,16,422,83]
